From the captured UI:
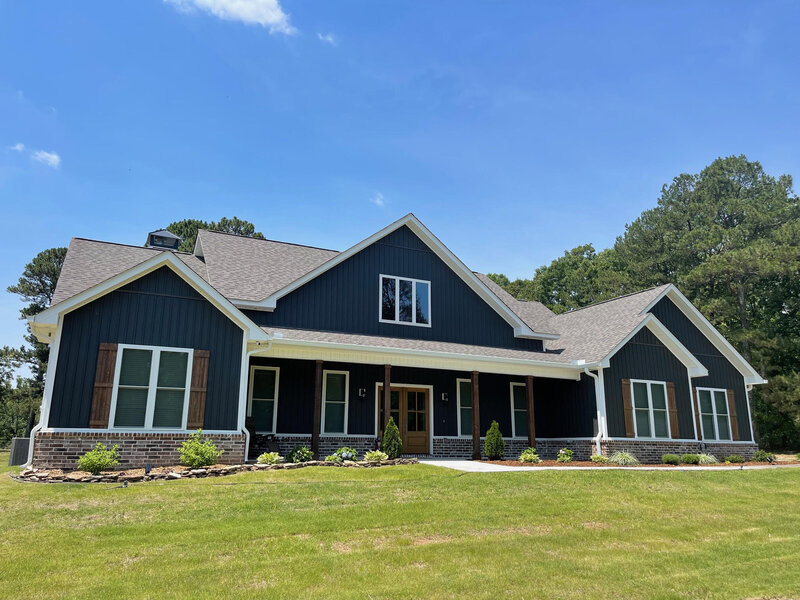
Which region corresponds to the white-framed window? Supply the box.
[248,366,279,434]
[322,370,349,434]
[109,344,193,430]
[630,379,670,439]
[509,382,528,438]
[379,274,431,327]
[456,378,473,437]
[696,387,732,441]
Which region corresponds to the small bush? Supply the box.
[662,454,680,465]
[76,443,120,474]
[609,451,639,466]
[364,449,389,463]
[753,449,775,462]
[256,451,284,465]
[556,448,573,463]
[725,454,746,464]
[797,452,800,462]
[519,447,541,463]
[484,421,506,460]
[179,430,223,468]
[381,417,403,459]
[681,453,701,465]
[590,454,609,464]
[697,453,719,464]
[325,447,359,463]
[287,445,314,463]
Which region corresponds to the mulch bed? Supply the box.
[480,459,800,468]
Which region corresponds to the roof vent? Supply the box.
[146,229,182,250]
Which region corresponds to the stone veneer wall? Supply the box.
[32,431,246,469]
[601,440,758,463]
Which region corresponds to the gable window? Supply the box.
[697,388,731,441]
[456,379,473,436]
[380,275,431,326]
[322,370,349,434]
[248,367,279,434]
[631,380,670,439]
[110,345,192,429]
[509,383,528,438]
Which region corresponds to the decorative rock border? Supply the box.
[12,458,419,484]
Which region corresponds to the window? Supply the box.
[379,275,431,326]
[510,383,528,438]
[631,380,670,439]
[457,379,473,436]
[110,345,192,429]
[697,388,731,441]
[248,367,279,433]
[322,371,349,434]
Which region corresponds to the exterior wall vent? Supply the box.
[146,229,182,251]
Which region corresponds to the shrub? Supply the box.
[609,451,639,466]
[590,454,609,464]
[519,447,540,463]
[364,449,389,463]
[256,451,284,465]
[556,448,573,463]
[179,430,223,468]
[484,421,506,460]
[662,454,680,465]
[681,454,701,465]
[725,454,746,464]
[76,443,120,474]
[381,417,403,459]
[287,445,313,463]
[753,449,775,462]
[325,447,359,463]
[697,453,719,464]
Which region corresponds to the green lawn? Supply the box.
[1,453,799,599]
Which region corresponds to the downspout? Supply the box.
[584,367,607,456]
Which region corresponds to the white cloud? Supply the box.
[317,32,337,46]
[9,143,25,152]
[31,150,61,169]
[165,0,296,34]
[369,192,386,207]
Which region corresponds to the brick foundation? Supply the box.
[600,440,758,464]
[32,431,246,470]
[250,434,380,460]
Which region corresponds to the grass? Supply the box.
[1,453,799,599]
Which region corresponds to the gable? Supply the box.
[244,225,544,351]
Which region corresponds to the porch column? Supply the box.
[382,364,391,433]
[471,371,481,460]
[312,360,323,458]
[525,375,536,448]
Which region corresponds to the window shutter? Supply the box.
[89,343,118,428]
[621,379,634,437]
[666,382,680,439]
[692,387,702,440]
[187,350,210,429]
[726,389,740,441]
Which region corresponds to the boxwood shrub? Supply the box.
[661,453,680,465]
[753,449,775,462]
[725,454,746,463]
[680,453,701,465]
[77,442,120,474]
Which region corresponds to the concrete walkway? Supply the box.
[419,459,800,472]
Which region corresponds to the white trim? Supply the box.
[247,366,280,434]
[378,274,432,328]
[509,382,528,439]
[374,381,435,453]
[695,387,733,442]
[455,378,473,438]
[107,344,194,430]
[321,370,349,434]
[640,285,766,385]
[629,379,672,440]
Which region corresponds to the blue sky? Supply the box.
[1,1,799,354]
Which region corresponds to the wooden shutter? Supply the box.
[89,343,118,428]
[621,379,635,437]
[726,389,740,441]
[692,386,702,440]
[187,350,210,429]
[666,382,680,439]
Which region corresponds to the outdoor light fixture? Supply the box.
[358,388,366,398]
[441,392,448,403]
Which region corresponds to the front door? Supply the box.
[378,386,429,454]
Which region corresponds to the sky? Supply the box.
[1,0,799,356]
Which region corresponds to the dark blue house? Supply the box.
[27,214,765,468]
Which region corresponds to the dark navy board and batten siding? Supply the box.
[649,297,752,441]
[49,267,243,430]
[244,226,543,352]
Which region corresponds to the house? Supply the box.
[26,214,765,468]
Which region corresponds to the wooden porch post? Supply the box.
[525,375,536,448]
[382,364,391,434]
[471,371,481,460]
[312,360,323,458]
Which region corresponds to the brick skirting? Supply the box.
[600,440,758,464]
[250,435,380,460]
[32,431,246,470]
